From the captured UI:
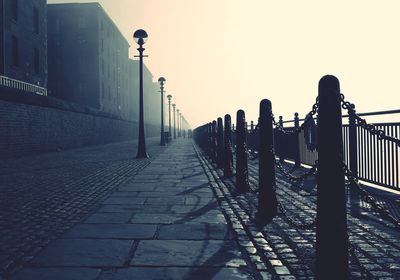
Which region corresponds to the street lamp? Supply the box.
[158,77,166,146]
[133,29,148,158]
[172,104,177,139]
[181,114,184,138]
[167,94,172,141]
[176,109,180,137]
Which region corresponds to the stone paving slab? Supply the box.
[11,268,100,280]
[158,224,232,240]
[96,204,169,214]
[98,267,254,280]
[62,224,157,239]
[31,239,133,267]
[131,240,246,267]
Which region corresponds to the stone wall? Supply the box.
[0,86,159,158]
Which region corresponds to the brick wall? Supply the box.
[0,87,159,158]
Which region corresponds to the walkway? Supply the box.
[9,140,263,280]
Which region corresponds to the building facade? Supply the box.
[0,0,48,88]
[47,3,160,123]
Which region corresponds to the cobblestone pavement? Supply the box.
[0,138,164,278]
[199,150,400,280]
[10,140,274,280]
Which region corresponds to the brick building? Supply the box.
[0,0,48,90]
[47,2,160,123]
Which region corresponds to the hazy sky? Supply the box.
[48,0,400,127]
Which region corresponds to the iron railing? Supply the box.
[0,75,47,96]
[274,110,399,190]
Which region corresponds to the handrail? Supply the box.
[0,75,47,96]
[282,108,400,124]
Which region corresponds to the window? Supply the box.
[33,7,39,34]
[12,0,18,21]
[11,36,19,67]
[33,48,39,74]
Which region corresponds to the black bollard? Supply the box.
[211,120,218,162]
[315,75,348,280]
[236,110,249,193]
[255,99,278,226]
[223,115,234,177]
[294,112,301,167]
[217,117,224,169]
[207,122,213,158]
[250,121,254,132]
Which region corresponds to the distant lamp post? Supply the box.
[176,109,180,137]
[158,77,166,146]
[167,94,172,141]
[173,104,177,139]
[180,112,183,137]
[133,29,148,158]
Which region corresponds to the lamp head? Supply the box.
[133,29,148,45]
[158,77,166,86]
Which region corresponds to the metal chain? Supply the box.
[343,163,400,231]
[272,96,319,135]
[298,97,319,132]
[275,160,317,181]
[340,94,400,146]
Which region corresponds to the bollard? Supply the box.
[211,120,218,162]
[223,114,234,177]
[217,117,224,169]
[207,122,213,158]
[236,110,249,193]
[255,99,278,226]
[316,75,348,280]
[348,105,360,216]
[250,121,254,132]
[294,112,301,167]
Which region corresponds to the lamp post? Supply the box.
[176,109,180,137]
[181,115,185,138]
[133,29,148,158]
[173,104,177,139]
[167,94,172,141]
[158,77,166,146]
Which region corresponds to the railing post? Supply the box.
[236,110,249,193]
[278,116,284,163]
[316,75,348,280]
[294,112,300,167]
[255,99,277,226]
[223,114,234,177]
[250,121,254,132]
[217,117,224,169]
[348,105,360,216]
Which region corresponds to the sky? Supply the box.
[48,0,400,128]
